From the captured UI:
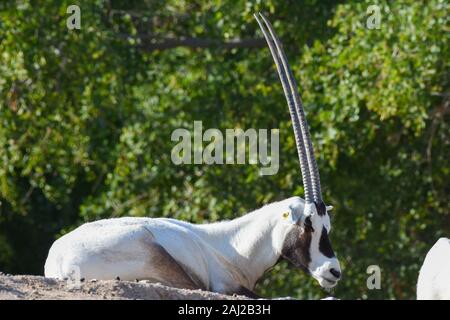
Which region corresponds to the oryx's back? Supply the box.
[44,217,209,287]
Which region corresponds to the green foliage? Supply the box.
[0,0,448,299]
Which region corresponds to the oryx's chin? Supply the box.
[44,13,341,297]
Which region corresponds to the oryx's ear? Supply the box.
[326,205,333,211]
[283,199,306,225]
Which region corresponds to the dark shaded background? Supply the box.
[0,0,448,299]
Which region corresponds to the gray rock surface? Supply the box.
[0,274,250,300]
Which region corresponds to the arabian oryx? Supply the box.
[417,238,450,300]
[44,13,341,298]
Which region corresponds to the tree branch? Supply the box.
[132,36,266,51]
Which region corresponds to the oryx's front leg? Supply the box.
[143,241,204,290]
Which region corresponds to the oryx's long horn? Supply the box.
[254,13,313,203]
[257,13,323,204]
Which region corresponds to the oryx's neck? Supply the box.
[194,198,294,289]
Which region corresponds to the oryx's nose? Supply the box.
[330,268,341,279]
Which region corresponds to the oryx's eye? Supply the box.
[304,217,314,232]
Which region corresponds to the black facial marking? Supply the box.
[319,226,335,258]
[281,226,311,273]
[315,201,327,216]
[303,216,314,232]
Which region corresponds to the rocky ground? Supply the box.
[0,273,250,300]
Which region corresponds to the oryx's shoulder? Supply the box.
[53,217,199,248]
[76,216,194,231]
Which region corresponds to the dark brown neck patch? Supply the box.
[281,225,311,273]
